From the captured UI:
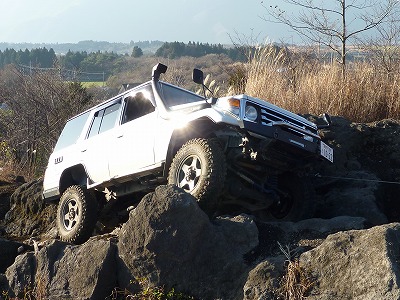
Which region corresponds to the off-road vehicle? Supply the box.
[43,63,333,244]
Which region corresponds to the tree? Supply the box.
[360,6,400,76]
[131,46,143,58]
[0,65,93,178]
[264,0,398,75]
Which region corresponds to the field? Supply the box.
[81,81,105,88]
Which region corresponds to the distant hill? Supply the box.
[0,40,164,55]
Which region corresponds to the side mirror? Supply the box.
[192,68,204,85]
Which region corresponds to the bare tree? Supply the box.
[263,0,398,75]
[0,65,93,178]
[359,6,400,77]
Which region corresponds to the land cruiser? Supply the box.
[43,63,333,244]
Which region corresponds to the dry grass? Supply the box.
[244,46,400,123]
[281,259,314,300]
[278,243,314,300]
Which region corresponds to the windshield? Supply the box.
[158,82,205,109]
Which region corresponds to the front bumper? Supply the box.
[242,120,324,158]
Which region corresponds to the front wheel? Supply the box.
[56,185,98,244]
[168,138,226,216]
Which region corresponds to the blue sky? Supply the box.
[0,0,283,44]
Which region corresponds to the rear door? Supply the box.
[81,99,122,184]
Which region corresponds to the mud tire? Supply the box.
[56,185,97,244]
[168,138,226,216]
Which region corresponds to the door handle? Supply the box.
[81,149,87,152]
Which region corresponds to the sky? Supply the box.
[0,0,281,45]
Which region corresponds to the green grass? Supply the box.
[81,81,105,88]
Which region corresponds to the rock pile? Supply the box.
[1,116,400,299]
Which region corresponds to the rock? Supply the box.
[2,179,57,239]
[6,238,118,299]
[118,185,259,300]
[0,177,22,220]
[250,216,367,260]
[311,116,391,225]
[0,238,33,273]
[5,252,36,297]
[315,171,387,225]
[2,116,400,299]
[0,273,9,296]
[300,223,400,299]
[243,256,286,300]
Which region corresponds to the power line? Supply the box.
[17,64,106,82]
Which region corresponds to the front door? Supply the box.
[108,87,157,178]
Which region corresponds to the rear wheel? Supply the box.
[257,173,316,222]
[168,138,226,216]
[57,185,98,244]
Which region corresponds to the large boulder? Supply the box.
[242,216,367,299]
[2,179,57,239]
[5,238,118,299]
[310,116,389,225]
[118,184,259,300]
[300,223,400,299]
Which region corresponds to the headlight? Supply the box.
[245,105,258,121]
[216,97,241,116]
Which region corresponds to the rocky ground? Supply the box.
[1,116,400,299]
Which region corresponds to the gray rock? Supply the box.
[118,185,259,300]
[252,216,367,259]
[300,223,400,299]
[316,171,387,225]
[3,179,57,238]
[243,256,286,300]
[6,238,117,299]
[5,252,36,297]
[0,238,33,273]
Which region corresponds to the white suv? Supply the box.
[43,63,333,244]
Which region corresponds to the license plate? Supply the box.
[320,141,334,162]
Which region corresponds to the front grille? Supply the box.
[246,101,318,136]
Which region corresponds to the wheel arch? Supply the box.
[163,117,220,177]
[59,164,88,195]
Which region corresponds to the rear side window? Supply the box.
[122,87,155,124]
[54,112,90,151]
[87,101,121,138]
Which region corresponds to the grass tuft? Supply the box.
[278,242,314,300]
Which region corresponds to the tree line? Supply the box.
[155,41,246,60]
[0,48,56,69]
[0,42,247,75]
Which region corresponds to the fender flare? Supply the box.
[59,164,88,195]
[163,117,220,176]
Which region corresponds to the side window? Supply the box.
[87,101,121,138]
[122,87,155,124]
